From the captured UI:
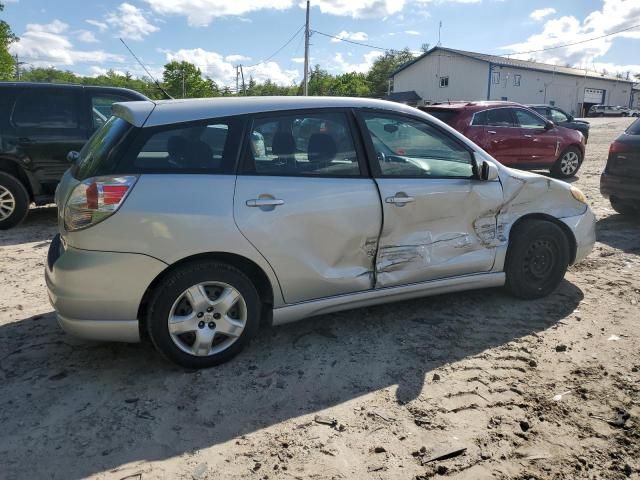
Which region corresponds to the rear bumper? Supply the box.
[600,172,640,201]
[560,207,596,264]
[45,238,167,342]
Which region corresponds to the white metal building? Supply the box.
[390,47,636,117]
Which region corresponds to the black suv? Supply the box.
[0,82,148,229]
[527,104,590,142]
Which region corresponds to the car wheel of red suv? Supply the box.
[551,147,582,179]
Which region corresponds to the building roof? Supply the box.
[383,90,422,103]
[112,96,423,127]
[391,47,636,83]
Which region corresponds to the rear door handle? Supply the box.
[385,195,415,205]
[246,198,285,207]
[487,130,497,134]
[524,134,533,138]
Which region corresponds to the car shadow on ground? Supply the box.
[0,280,583,479]
[596,214,640,254]
[0,206,57,247]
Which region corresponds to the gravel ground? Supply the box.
[0,117,638,480]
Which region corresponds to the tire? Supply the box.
[610,198,640,216]
[505,220,570,299]
[0,171,30,230]
[551,146,583,179]
[146,261,261,369]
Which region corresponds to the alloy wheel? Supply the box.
[560,151,580,176]
[0,186,16,221]
[168,281,247,357]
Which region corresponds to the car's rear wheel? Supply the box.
[610,197,640,216]
[551,147,582,179]
[146,261,261,369]
[0,172,30,230]
[505,220,570,299]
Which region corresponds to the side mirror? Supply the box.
[480,160,499,181]
[66,150,80,163]
[544,120,555,130]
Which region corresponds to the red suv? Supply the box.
[420,102,586,178]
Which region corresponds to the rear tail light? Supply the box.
[64,175,138,231]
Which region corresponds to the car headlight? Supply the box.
[570,186,587,204]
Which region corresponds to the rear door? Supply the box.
[357,110,504,287]
[234,109,382,304]
[513,107,560,164]
[471,108,521,165]
[9,87,87,193]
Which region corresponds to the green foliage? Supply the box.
[307,65,372,97]
[0,2,18,81]
[163,61,220,99]
[366,48,416,97]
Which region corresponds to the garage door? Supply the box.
[584,88,604,103]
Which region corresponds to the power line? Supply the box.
[500,23,640,56]
[245,24,305,68]
[311,30,390,51]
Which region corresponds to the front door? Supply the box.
[358,111,504,288]
[234,110,382,304]
[10,88,86,194]
[513,107,560,164]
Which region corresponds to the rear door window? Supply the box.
[486,108,516,127]
[12,89,81,128]
[91,94,134,130]
[243,111,362,177]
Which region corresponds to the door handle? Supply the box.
[487,130,497,134]
[246,198,285,207]
[17,137,33,145]
[524,134,533,138]
[385,195,415,205]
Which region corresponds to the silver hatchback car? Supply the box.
[46,97,596,368]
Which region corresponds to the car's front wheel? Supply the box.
[0,172,30,230]
[551,147,583,179]
[505,220,570,299]
[146,261,261,369]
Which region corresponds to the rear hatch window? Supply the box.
[626,118,640,135]
[421,108,460,125]
[71,116,134,180]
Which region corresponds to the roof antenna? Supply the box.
[119,38,173,100]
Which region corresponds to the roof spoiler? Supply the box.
[112,100,156,127]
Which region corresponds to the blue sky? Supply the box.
[4,0,640,87]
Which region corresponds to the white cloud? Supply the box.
[291,57,305,63]
[10,20,124,66]
[105,3,159,40]
[225,54,251,63]
[503,0,640,73]
[163,48,299,86]
[334,50,384,73]
[86,19,108,32]
[89,66,127,77]
[330,30,369,42]
[144,0,294,27]
[307,0,405,18]
[529,7,556,21]
[77,30,98,43]
[404,29,421,35]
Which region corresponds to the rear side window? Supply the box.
[12,89,80,128]
[91,94,133,130]
[73,117,133,180]
[422,109,459,124]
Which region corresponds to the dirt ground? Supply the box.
[1,117,639,480]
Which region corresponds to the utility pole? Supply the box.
[303,0,310,96]
[181,68,186,98]
[235,65,240,95]
[14,54,22,80]
[240,64,246,95]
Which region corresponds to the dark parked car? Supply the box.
[527,104,590,142]
[600,117,640,215]
[0,82,148,229]
[420,101,586,178]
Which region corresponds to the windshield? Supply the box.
[72,117,133,180]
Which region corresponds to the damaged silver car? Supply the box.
[46,97,596,368]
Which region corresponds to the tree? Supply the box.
[162,61,216,98]
[366,48,416,97]
[0,2,18,80]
